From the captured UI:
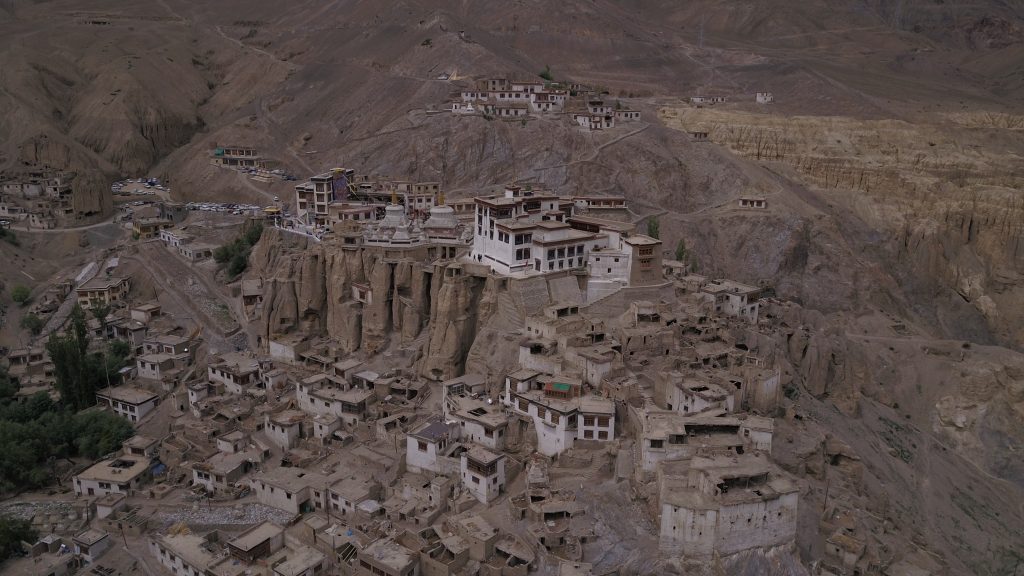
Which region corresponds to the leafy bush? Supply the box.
[0,358,135,494]
[0,228,18,246]
[0,515,36,560]
[539,65,553,81]
[19,313,42,336]
[10,285,30,305]
[0,395,133,493]
[214,221,264,278]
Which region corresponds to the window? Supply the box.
[650,439,664,448]
[583,415,595,426]
[551,412,560,425]
[598,431,609,440]
[418,440,428,452]
[471,476,480,484]
[547,249,555,261]
[515,248,530,260]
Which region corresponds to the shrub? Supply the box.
[10,285,30,305]
[20,313,43,336]
[0,228,18,246]
[0,515,36,560]
[215,221,264,278]
[538,65,553,82]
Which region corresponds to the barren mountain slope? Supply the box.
[1,0,1023,574]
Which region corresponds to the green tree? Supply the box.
[228,253,248,277]
[10,285,30,306]
[0,228,18,246]
[91,304,111,339]
[0,514,37,560]
[46,305,104,411]
[675,239,687,262]
[647,217,660,239]
[242,220,264,246]
[108,339,131,362]
[19,313,43,336]
[539,65,553,82]
[72,411,134,458]
[0,366,17,401]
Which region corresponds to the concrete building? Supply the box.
[227,522,285,563]
[295,168,354,224]
[657,454,798,557]
[756,92,774,104]
[503,374,615,456]
[700,280,761,323]
[214,145,264,168]
[76,276,130,310]
[738,196,767,209]
[95,386,160,423]
[72,530,112,564]
[328,473,382,518]
[133,217,173,239]
[273,546,326,576]
[150,533,241,576]
[637,410,774,478]
[441,376,509,451]
[663,371,736,415]
[264,410,307,450]
[123,435,160,460]
[406,418,457,475]
[357,538,420,576]
[192,448,262,494]
[136,353,177,381]
[296,374,375,425]
[461,446,506,504]
[470,186,598,276]
[251,467,330,515]
[572,113,614,130]
[208,352,261,394]
[74,456,152,497]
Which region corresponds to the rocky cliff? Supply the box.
[248,228,492,380]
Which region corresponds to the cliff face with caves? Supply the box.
[247,228,492,380]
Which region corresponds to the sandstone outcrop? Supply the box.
[248,229,495,380]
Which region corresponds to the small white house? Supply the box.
[756,92,774,104]
[73,530,112,564]
[461,446,506,504]
[95,386,160,423]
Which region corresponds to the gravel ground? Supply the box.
[152,502,293,529]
